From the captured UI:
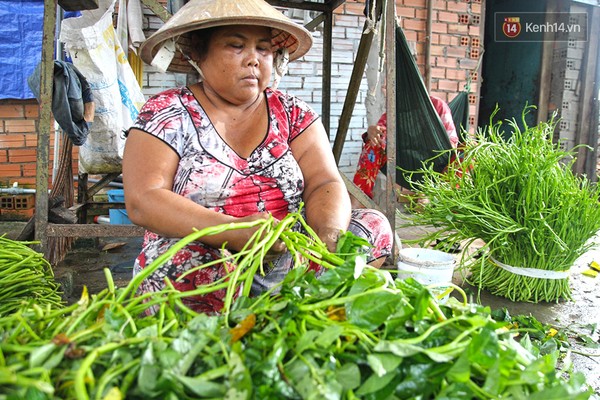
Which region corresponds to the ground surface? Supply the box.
[1,214,599,397]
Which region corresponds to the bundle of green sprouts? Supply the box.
[0,236,63,316]
[403,107,600,302]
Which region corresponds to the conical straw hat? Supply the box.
[140,0,313,74]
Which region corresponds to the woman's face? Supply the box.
[198,25,274,105]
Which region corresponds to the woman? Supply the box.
[124,0,393,314]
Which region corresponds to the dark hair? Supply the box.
[189,27,216,62]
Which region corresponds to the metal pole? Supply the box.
[322,10,333,134]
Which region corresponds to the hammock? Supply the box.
[448,89,469,144]
[393,23,469,189]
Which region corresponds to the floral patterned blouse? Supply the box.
[128,86,392,314]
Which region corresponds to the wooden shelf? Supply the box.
[46,223,144,238]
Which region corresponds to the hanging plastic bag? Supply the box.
[59,0,145,174]
[27,60,94,146]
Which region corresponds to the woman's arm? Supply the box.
[122,129,276,251]
[291,121,351,252]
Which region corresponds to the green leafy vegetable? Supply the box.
[402,106,600,302]
[0,209,595,399]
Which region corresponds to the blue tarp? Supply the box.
[0,0,44,100]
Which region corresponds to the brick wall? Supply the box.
[0,0,484,206]
[397,0,483,134]
[0,100,54,189]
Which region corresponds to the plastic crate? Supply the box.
[107,189,132,224]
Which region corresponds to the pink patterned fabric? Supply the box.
[431,96,458,147]
[129,87,393,314]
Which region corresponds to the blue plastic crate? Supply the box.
[107,189,132,224]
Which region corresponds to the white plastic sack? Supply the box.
[59,0,145,174]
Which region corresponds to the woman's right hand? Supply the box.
[366,124,386,147]
[218,213,287,253]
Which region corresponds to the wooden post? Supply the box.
[424,0,433,92]
[33,0,58,252]
[332,20,376,163]
[384,0,398,261]
[139,0,170,22]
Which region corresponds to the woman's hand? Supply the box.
[366,124,386,147]
[218,213,287,253]
[316,226,342,253]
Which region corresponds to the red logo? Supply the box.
[502,17,521,38]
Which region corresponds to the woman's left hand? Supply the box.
[317,226,341,253]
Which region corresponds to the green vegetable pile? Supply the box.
[0,210,595,399]
[0,236,63,317]
[403,107,600,302]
